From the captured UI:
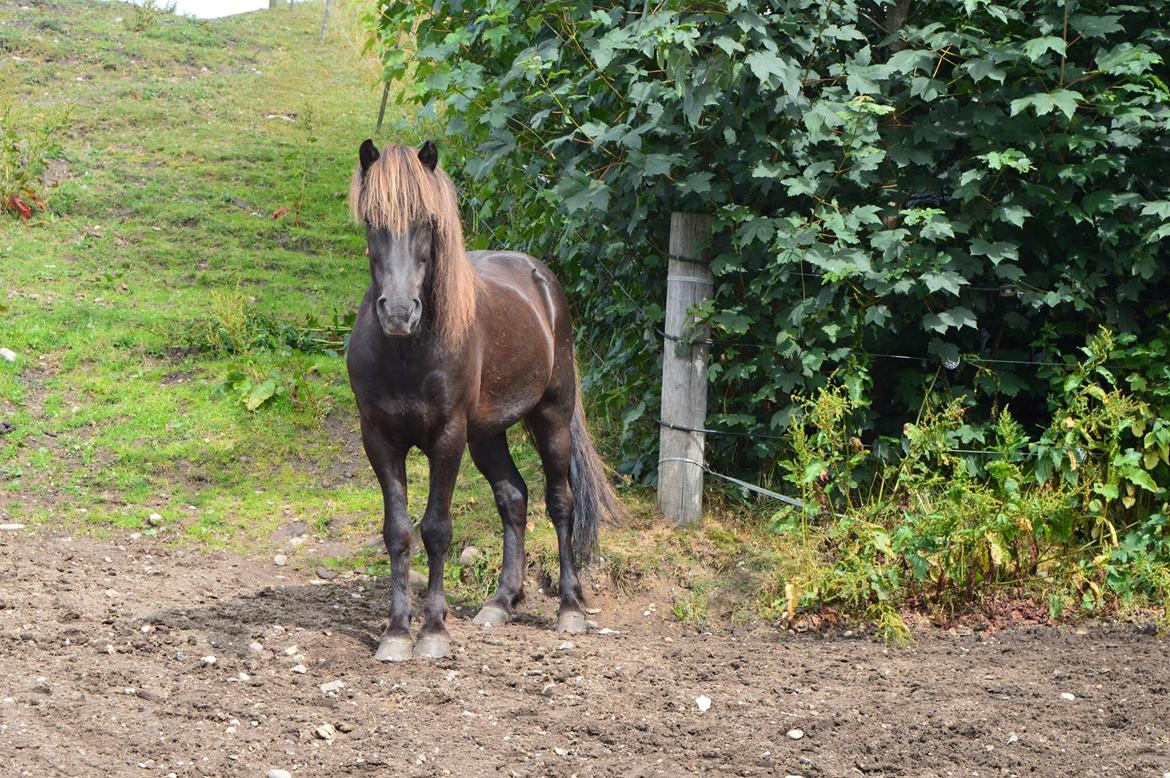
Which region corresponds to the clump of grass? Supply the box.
[1,103,69,220]
[126,0,177,33]
[671,584,710,627]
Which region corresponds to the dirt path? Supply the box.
[1,529,1167,778]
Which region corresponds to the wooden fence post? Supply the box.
[319,0,332,41]
[375,82,390,133]
[658,212,714,525]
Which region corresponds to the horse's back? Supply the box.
[468,250,561,290]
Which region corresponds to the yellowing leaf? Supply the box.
[784,582,801,621]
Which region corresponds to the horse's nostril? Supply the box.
[377,296,388,311]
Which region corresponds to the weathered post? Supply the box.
[375,82,390,133]
[658,212,714,525]
[319,0,332,41]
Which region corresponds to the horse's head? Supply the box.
[351,139,479,345]
[355,139,440,338]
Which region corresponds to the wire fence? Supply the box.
[580,250,1107,506]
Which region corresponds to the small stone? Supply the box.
[335,721,354,733]
[288,535,308,548]
[695,695,711,712]
[314,724,336,741]
[554,747,568,756]
[267,770,292,778]
[598,627,619,635]
[0,348,16,362]
[273,554,288,567]
[283,645,299,656]
[319,680,345,694]
[1007,733,1019,744]
[786,729,804,740]
[248,641,264,653]
[315,567,338,581]
[147,513,162,527]
[540,682,555,697]
[201,655,217,666]
[0,523,26,531]
[1060,692,1076,701]
[557,641,575,651]
[291,664,306,674]
[459,546,481,567]
[409,569,427,594]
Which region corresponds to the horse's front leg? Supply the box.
[413,424,466,659]
[360,420,414,663]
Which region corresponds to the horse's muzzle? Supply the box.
[377,296,421,337]
[381,320,413,337]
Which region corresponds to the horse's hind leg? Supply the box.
[526,401,587,634]
[469,433,529,627]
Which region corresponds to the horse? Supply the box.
[346,139,623,661]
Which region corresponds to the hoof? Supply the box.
[413,634,452,659]
[557,610,588,634]
[472,604,510,628]
[374,635,413,662]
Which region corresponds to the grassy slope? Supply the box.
[0,0,795,624]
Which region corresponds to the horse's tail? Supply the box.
[569,364,623,568]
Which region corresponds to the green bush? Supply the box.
[774,330,1169,624]
[371,0,1169,482]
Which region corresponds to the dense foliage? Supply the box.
[371,1,1170,615]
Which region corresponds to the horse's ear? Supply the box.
[359,139,379,175]
[418,140,438,172]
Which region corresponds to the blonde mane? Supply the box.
[349,144,481,346]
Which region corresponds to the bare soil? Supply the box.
[1,530,1168,777]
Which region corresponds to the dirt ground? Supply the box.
[0,530,1167,777]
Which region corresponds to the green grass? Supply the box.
[1,1,418,537]
[0,0,804,623]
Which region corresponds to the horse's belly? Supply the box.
[467,375,546,439]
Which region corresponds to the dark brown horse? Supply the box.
[346,140,622,661]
